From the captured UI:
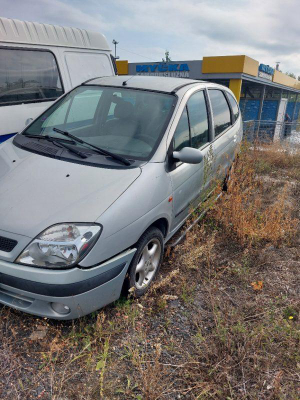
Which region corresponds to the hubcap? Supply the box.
[135,238,161,290]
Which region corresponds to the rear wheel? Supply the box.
[126,227,164,297]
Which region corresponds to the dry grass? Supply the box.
[0,141,299,400]
[213,142,299,246]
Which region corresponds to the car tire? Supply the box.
[125,227,164,298]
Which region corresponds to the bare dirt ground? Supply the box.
[0,142,299,400]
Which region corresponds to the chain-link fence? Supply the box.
[243,120,300,145]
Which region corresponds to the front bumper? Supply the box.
[0,248,136,320]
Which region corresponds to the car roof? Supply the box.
[85,75,206,93]
[0,17,110,51]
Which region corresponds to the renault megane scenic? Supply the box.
[0,75,242,319]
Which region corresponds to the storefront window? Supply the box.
[240,82,262,99]
[261,87,281,121]
[240,81,262,120]
[264,87,281,99]
[293,95,300,127]
[286,92,297,121]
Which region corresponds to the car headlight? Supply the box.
[16,223,102,268]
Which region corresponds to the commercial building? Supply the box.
[116,55,300,127]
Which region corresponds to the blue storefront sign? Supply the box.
[136,63,190,73]
[258,64,274,81]
[259,64,275,75]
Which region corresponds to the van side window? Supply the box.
[227,92,240,122]
[67,89,103,126]
[0,49,63,105]
[173,107,190,151]
[65,52,113,88]
[209,90,231,136]
[39,88,103,131]
[187,91,209,148]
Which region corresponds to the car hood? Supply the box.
[0,140,141,238]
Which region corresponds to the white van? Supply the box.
[0,17,116,143]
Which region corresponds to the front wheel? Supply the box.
[125,227,164,297]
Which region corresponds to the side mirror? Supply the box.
[25,118,33,126]
[173,147,204,164]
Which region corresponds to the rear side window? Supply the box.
[65,52,113,87]
[0,49,63,105]
[209,90,231,136]
[173,107,190,151]
[227,92,240,122]
[187,91,209,148]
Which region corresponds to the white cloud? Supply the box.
[108,0,300,74]
[0,0,114,32]
[1,0,300,75]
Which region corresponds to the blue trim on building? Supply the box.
[0,133,17,143]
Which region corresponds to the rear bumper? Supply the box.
[0,248,136,320]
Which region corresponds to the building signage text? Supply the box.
[259,64,275,75]
[258,64,274,81]
[136,63,190,77]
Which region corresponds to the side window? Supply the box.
[227,92,240,122]
[209,90,231,136]
[65,52,113,87]
[67,89,102,125]
[108,92,122,118]
[187,91,209,148]
[173,107,190,151]
[0,49,63,105]
[107,91,136,120]
[39,88,102,132]
[41,98,71,128]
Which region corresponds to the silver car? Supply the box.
[0,76,242,319]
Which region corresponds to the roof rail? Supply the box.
[82,77,103,85]
[171,80,202,94]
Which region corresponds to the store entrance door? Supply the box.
[274,98,288,140]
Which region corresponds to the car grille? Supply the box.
[0,236,18,252]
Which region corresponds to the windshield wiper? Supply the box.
[22,133,87,158]
[53,128,131,166]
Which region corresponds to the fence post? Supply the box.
[256,85,266,136]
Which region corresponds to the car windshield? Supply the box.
[23,85,175,161]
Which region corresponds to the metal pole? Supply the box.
[112,39,119,59]
[256,84,266,137]
[290,93,298,134]
[275,89,283,122]
[291,93,297,122]
[274,89,283,140]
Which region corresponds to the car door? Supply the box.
[207,89,238,181]
[168,90,211,231]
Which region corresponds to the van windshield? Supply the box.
[23,85,175,161]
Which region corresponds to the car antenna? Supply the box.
[122,75,135,86]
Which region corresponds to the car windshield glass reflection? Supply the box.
[24,86,175,161]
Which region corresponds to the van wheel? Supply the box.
[126,227,164,297]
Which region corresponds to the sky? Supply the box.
[1,0,300,76]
